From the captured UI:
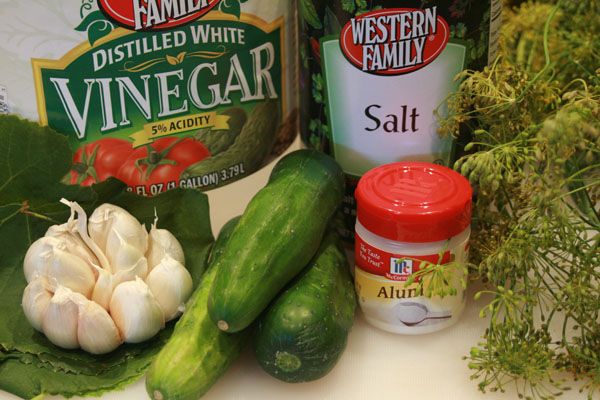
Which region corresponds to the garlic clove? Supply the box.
[45,222,100,276]
[107,228,146,272]
[77,301,122,354]
[93,257,149,310]
[146,256,193,321]
[110,278,165,344]
[88,203,119,252]
[89,204,148,255]
[46,248,96,298]
[22,278,53,332]
[23,236,62,283]
[147,224,185,272]
[113,257,149,286]
[91,268,115,310]
[106,217,148,257]
[42,286,87,349]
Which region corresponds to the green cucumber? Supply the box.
[208,149,345,333]
[181,101,280,189]
[208,216,242,264]
[146,217,244,400]
[253,231,356,382]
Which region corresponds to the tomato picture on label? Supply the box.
[70,138,134,186]
[117,137,211,195]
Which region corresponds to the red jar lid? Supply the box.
[355,162,473,243]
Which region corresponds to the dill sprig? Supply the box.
[437,1,600,398]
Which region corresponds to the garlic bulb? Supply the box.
[42,286,87,349]
[147,221,185,271]
[146,256,193,321]
[21,200,191,355]
[22,278,53,331]
[110,278,165,343]
[77,301,122,354]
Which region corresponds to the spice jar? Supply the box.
[354,162,472,335]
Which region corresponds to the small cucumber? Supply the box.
[146,217,244,400]
[253,231,356,382]
[208,149,345,333]
[208,216,242,265]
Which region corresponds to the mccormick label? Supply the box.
[354,233,468,334]
[0,0,297,194]
[299,0,500,242]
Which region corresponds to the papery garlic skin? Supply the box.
[42,287,87,349]
[110,278,165,344]
[22,278,53,332]
[77,301,122,354]
[147,226,185,271]
[60,199,113,273]
[45,223,99,273]
[146,256,193,321]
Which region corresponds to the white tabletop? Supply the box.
[1,137,584,400]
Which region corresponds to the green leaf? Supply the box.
[0,116,71,204]
[324,7,342,35]
[300,0,323,30]
[340,0,355,14]
[219,0,241,19]
[565,155,600,227]
[87,20,114,46]
[0,337,170,399]
[74,10,105,32]
[0,116,214,399]
[75,11,114,46]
